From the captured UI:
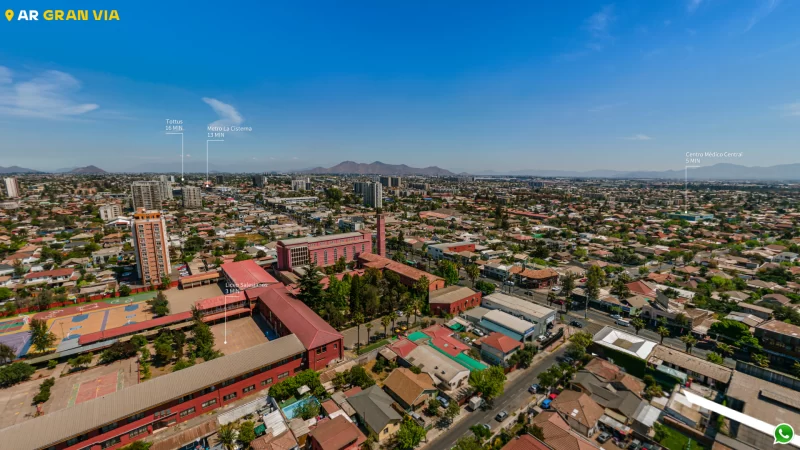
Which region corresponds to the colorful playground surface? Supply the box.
[0,293,157,357]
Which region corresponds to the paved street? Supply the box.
[425,347,566,450]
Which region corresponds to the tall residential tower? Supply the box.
[132,208,170,285]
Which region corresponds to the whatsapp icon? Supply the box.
[775,423,794,445]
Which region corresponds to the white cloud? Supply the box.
[202,97,243,128]
[776,102,800,117]
[622,134,653,141]
[745,0,783,32]
[687,0,702,13]
[583,5,616,51]
[0,67,99,119]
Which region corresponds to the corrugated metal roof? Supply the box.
[0,334,305,450]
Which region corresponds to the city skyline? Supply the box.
[1,1,800,172]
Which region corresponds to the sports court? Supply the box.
[47,303,155,347]
[67,370,124,407]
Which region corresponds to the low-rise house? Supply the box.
[428,285,481,316]
[308,415,366,450]
[648,345,733,388]
[402,345,470,392]
[382,368,438,411]
[550,390,604,437]
[480,332,523,367]
[347,386,402,443]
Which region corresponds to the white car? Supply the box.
[551,286,561,292]
[610,314,622,320]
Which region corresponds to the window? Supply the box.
[128,412,145,423]
[100,422,118,433]
[202,398,217,408]
[278,371,289,379]
[223,392,237,401]
[261,378,273,386]
[129,426,148,438]
[180,407,196,418]
[177,395,192,404]
[154,408,171,419]
[243,385,255,393]
[101,437,121,449]
[221,379,235,387]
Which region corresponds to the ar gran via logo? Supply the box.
[5,9,120,21]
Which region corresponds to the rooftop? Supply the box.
[257,284,344,350]
[593,326,657,360]
[0,334,306,450]
[483,292,556,319]
[222,259,278,289]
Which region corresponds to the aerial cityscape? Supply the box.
[1,2,800,450]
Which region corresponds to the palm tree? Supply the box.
[388,312,398,335]
[466,264,480,287]
[381,316,391,338]
[403,304,414,326]
[680,334,698,354]
[365,322,373,343]
[412,298,422,325]
[716,342,734,358]
[354,313,365,351]
[657,326,670,344]
[630,317,645,335]
[753,353,770,368]
[547,292,557,307]
[217,423,237,450]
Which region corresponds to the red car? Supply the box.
[579,278,587,282]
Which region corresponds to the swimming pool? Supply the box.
[281,396,320,420]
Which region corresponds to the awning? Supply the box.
[599,415,632,435]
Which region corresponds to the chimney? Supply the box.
[376,212,386,257]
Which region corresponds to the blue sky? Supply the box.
[0,0,798,173]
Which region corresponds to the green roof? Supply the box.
[408,331,429,343]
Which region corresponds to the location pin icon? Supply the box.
[5,10,13,21]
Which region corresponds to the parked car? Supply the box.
[597,432,611,444]
[525,291,533,296]
[528,384,539,394]
[504,281,514,286]
[551,286,561,291]
[616,319,631,327]
[610,314,622,320]
[481,424,491,431]
[437,396,450,409]
[569,320,583,328]
[580,278,587,282]
[495,411,508,422]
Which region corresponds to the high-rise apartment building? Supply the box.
[253,175,265,188]
[183,186,202,209]
[291,178,310,191]
[98,204,122,221]
[132,208,170,285]
[159,180,174,200]
[4,177,20,198]
[363,182,383,208]
[379,176,401,188]
[216,175,224,184]
[131,181,163,210]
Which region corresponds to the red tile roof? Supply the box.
[222,260,278,289]
[309,415,366,450]
[387,338,418,358]
[24,268,74,279]
[501,435,551,450]
[195,291,247,310]
[481,332,524,354]
[257,284,343,350]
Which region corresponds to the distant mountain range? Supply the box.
[302,161,455,176]
[67,165,107,174]
[0,166,42,174]
[477,163,800,181]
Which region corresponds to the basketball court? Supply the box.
[67,370,124,407]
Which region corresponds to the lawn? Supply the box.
[657,426,707,450]
[357,339,390,355]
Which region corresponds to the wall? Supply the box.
[430,291,482,315]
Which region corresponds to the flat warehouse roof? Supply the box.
[0,334,305,450]
[483,292,556,318]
